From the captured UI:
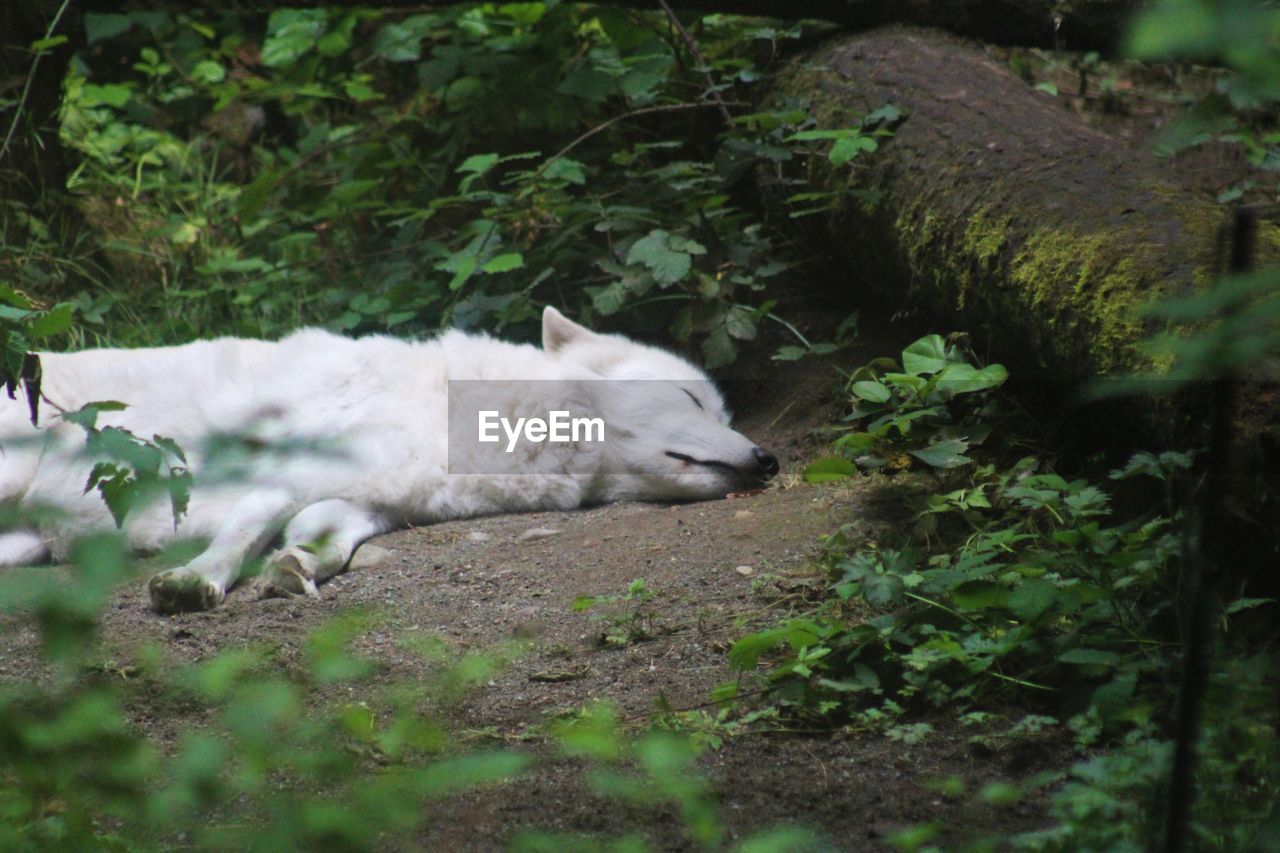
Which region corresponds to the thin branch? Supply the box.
[521,101,742,193]
[0,0,74,168]
[655,0,734,127]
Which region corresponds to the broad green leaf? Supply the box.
[863,572,905,607]
[864,103,904,125]
[700,326,735,369]
[481,253,524,274]
[627,230,691,286]
[84,13,134,44]
[1007,578,1057,621]
[803,456,856,483]
[542,157,587,186]
[262,9,327,68]
[29,303,76,339]
[902,335,948,374]
[190,60,225,84]
[772,345,807,362]
[458,153,499,175]
[952,580,1011,610]
[729,627,789,670]
[374,15,435,62]
[445,255,477,291]
[725,306,757,341]
[590,282,627,316]
[1057,648,1121,666]
[79,84,131,108]
[935,362,1008,394]
[851,380,891,403]
[828,135,877,166]
[909,438,971,469]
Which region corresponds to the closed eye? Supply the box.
[682,388,704,411]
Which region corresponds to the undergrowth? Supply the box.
[718,335,1279,850]
[2,6,890,363]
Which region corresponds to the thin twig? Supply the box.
[0,0,74,168]
[654,0,733,127]
[520,101,739,195]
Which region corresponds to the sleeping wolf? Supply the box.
[0,308,777,612]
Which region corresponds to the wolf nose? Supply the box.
[753,447,779,478]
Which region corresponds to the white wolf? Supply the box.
[0,308,777,613]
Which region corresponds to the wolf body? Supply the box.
[0,309,776,612]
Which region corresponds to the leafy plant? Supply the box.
[573,578,661,647]
[804,333,1008,476]
[0,538,527,849]
[2,7,896,369]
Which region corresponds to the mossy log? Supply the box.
[765,26,1234,380]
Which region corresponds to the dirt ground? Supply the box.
[0,321,1068,850]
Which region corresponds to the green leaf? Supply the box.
[803,457,857,483]
[28,303,76,339]
[31,35,69,52]
[590,282,627,316]
[63,401,127,431]
[84,13,134,44]
[851,380,891,403]
[481,253,524,274]
[863,572,905,607]
[909,438,972,469]
[191,60,225,84]
[626,230,691,286]
[542,157,586,186]
[729,627,789,670]
[952,580,1010,610]
[902,335,948,374]
[828,134,877,166]
[458,153,499,175]
[864,103,904,126]
[374,15,435,62]
[262,9,327,68]
[772,345,807,361]
[725,306,757,341]
[700,326,735,369]
[445,255,477,291]
[1127,2,1218,59]
[1007,578,1057,621]
[79,83,131,108]
[935,362,1008,394]
[1057,648,1121,666]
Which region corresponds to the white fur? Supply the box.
[0,308,774,612]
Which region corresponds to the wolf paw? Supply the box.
[256,549,321,600]
[149,569,225,614]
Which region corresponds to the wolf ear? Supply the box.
[542,306,597,353]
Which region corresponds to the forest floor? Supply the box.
[0,315,1072,850]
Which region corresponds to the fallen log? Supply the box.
[764,26,1234,380]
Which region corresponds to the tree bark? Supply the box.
[762,26,1230,381]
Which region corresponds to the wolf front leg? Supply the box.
[256,499,389,600]
[148,489,296,614]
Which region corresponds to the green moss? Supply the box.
[1007,229,1154,372]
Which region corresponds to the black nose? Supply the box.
[753,447,779,478]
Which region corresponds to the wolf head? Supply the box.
[542,307,778,502]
